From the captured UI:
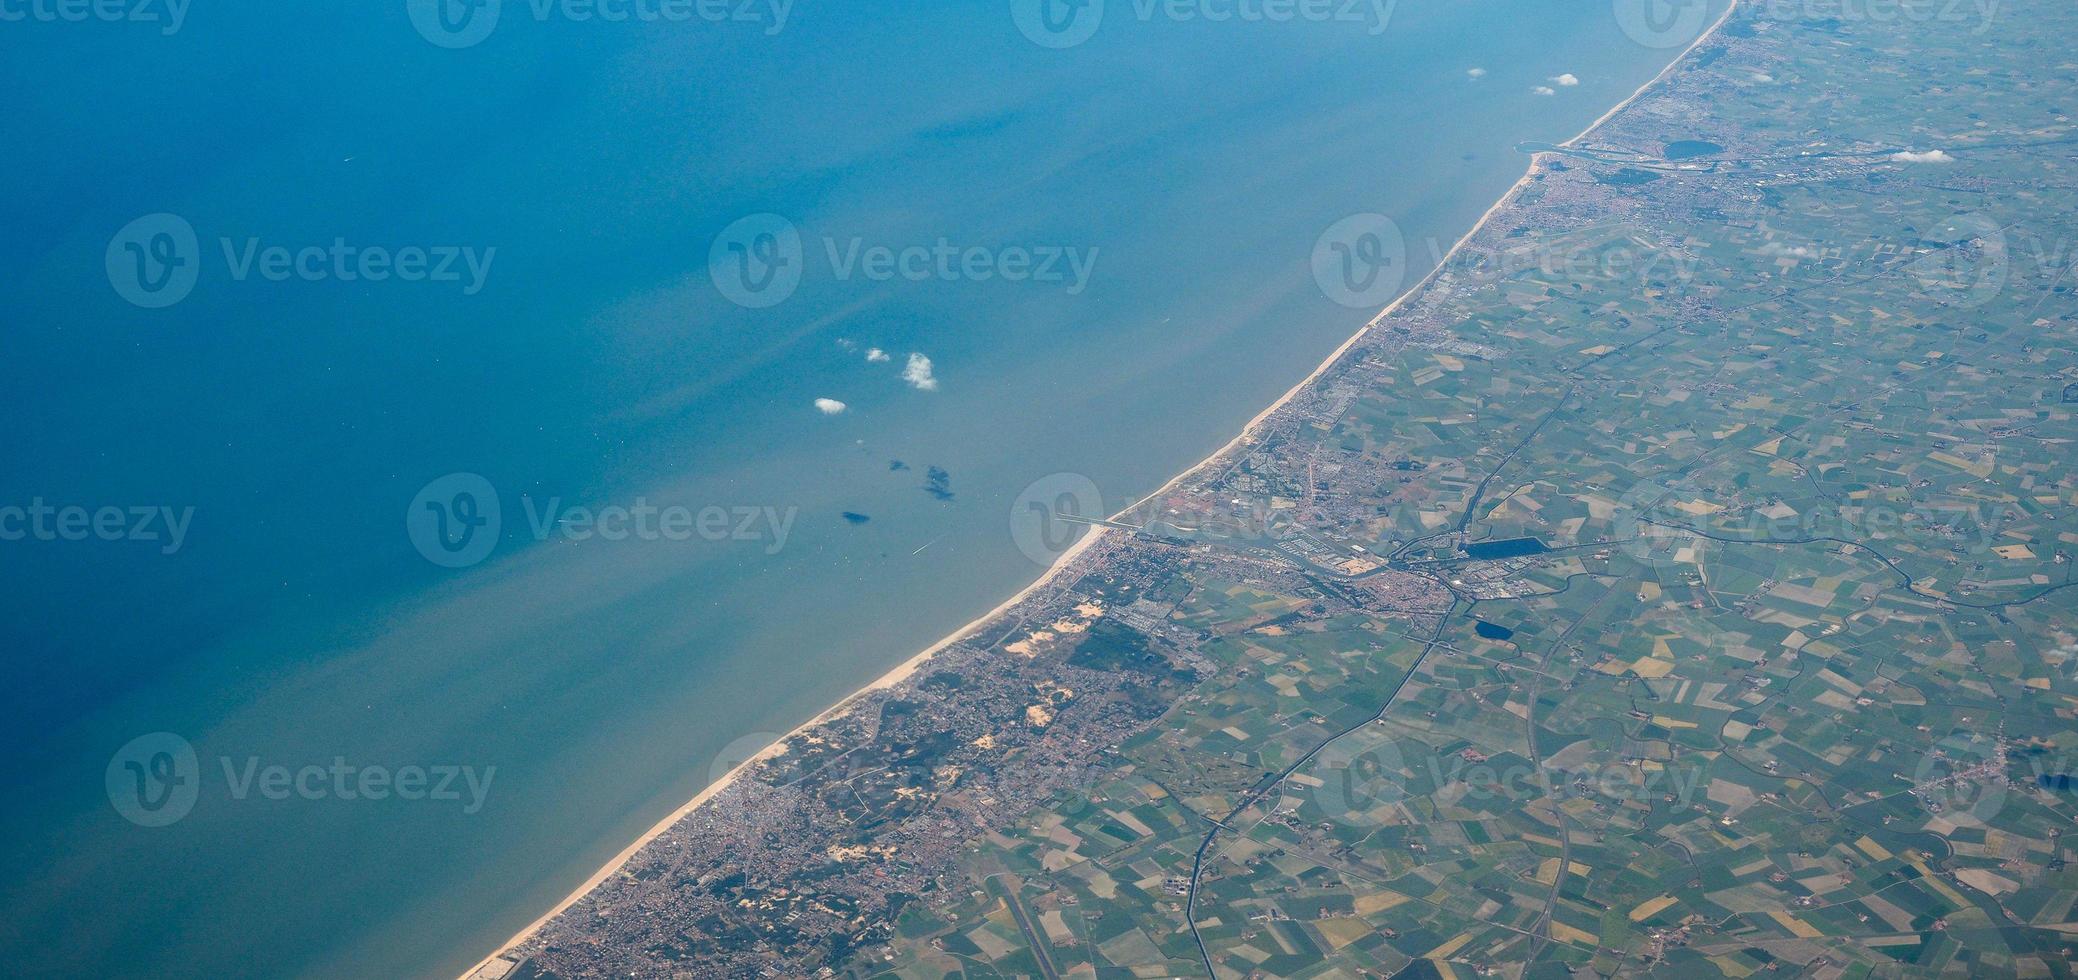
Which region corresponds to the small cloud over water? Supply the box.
[902,353,939,391]
[814,398,848,415]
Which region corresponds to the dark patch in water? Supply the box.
[1465,538,1549,560]
[923,466,954,502]
[841,512,871,525]
[1474,621,1516,642]
[889,460,909,471]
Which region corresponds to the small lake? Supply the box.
[1465,538,1551,560]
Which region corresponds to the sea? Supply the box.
[0,1,1724,975]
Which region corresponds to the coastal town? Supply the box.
[476,3,2078,977]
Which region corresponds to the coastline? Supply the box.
[457,528,1113,980]
[1116,0,1740,522]
[459,6,1739,976]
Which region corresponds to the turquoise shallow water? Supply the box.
[0,2,1722,976]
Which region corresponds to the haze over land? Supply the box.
[0,3,1725,978]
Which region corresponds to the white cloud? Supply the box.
[865,348,890,363]
[835,339,857,352]
[1892,149,1955,164]
[814,398,848,415]
[1551,73,1580,87]
[1466,67,1486,79]
[1532,86,1556,96]
[1751,72,1775,82]
[902,353,939,391]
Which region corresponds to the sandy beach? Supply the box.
[458,527,1113,979]
[459,7,1739,976]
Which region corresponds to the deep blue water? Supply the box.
[0,2,1722,976]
